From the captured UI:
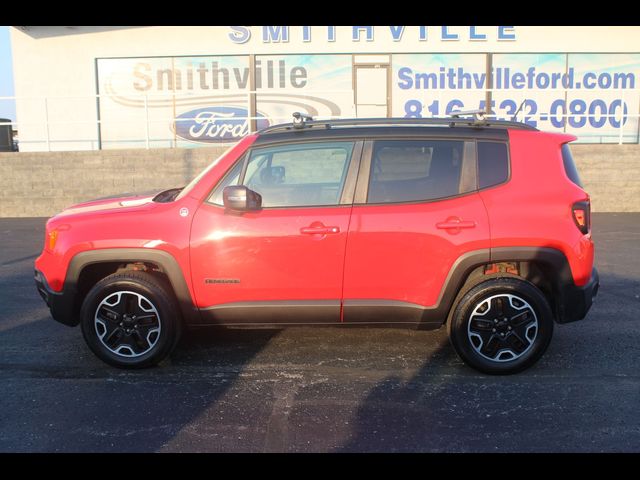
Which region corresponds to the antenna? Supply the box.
[292,112,313,129]
[511,100,526,122]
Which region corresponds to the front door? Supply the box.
[342,138,491,326]
[190,140,362,324]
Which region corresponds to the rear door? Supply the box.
[190,139,362,324]
[342,137,491,326]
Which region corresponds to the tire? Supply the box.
[448,276,554,375]
[80,271,181,368]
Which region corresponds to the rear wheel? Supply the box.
[448,277,554,375]
[80,271,181,368]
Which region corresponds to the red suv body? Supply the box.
[34,116,599,374]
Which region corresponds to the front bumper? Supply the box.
[34,269,79,327]
[557,267,599,324]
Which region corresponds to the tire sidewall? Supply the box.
[80,274,178,368]
[449,277,554,375]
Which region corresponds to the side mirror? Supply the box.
[223,185,262,212]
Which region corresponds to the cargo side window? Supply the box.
[366,140,467,204]
[561,143,583,187]
[477,141,509,189]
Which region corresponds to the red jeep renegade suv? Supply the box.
[34,114,599,374]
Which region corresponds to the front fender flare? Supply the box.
[64,248,200,326]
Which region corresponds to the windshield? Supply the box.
[174,141,241,201]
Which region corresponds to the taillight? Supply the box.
[572,200,591,234]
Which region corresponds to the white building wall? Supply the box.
[10,26,640,151]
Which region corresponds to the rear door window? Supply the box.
[367,140,467,203]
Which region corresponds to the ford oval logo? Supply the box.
[173,106,270,143]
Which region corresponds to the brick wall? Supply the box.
[0,147,227,217]
[571,145,640,212]
[0,144,638,217]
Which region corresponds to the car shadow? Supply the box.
[334,269,640,453]
[0,305,281,452]
[2,266,639,452]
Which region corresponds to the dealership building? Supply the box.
[7,25,640,151]
[2,26,640,215]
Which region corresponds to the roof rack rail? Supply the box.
[449,109,487,122]
[258,112,537,135]
[292,111,313,129]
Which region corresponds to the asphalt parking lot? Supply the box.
[0,213,638,452]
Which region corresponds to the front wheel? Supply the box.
[80,271,181,368]
[448,277,554,375]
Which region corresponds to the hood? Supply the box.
[54,190,162,218]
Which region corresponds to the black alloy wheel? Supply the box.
[448,276,554,375]
[80,271,181,368]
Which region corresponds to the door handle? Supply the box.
[436,218,476,229]
[300,225,341,235]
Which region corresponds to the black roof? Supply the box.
[257,117,538,136]
[252,117,534,145]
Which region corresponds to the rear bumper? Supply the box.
[34,269,79,327]
[557,267,599,324]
